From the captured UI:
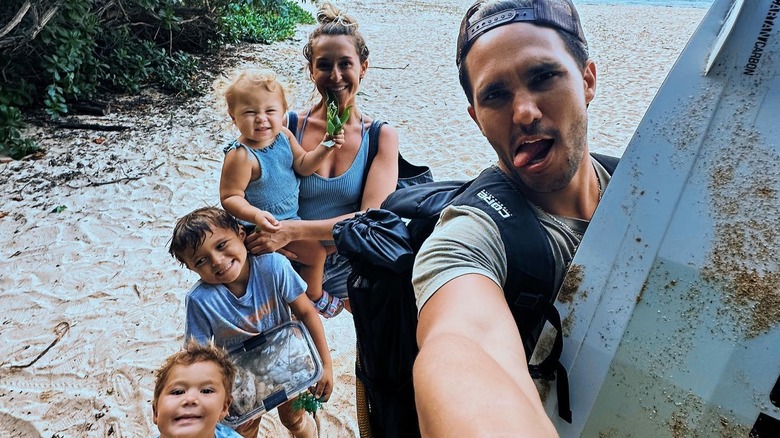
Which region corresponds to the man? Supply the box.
[412,0,611,436]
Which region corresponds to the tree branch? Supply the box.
[0,3,59,50]
[29,5,59,41]
[0,1,31,39]
[57,122,130,131]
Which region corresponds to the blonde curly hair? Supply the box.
[212,67,290,128]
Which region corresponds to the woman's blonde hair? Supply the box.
[303,2,369,64]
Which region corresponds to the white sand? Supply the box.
[0,1,706,436]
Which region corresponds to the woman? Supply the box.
[247,1,399,317]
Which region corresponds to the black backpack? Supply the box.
[334,154,619,437]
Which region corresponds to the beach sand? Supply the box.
[0,1,707,436]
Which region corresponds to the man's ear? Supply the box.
[583,60,597,105]
[467,105,484,136]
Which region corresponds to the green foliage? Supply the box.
[0,105,40,159]
[218,1,315,45]
[101,32,156,93]
[0,0,315,159]
[286,2,317,25]
[326,90,351,136]
[155,51,200,94]
[292,392,322,414]
[37,0,102,118]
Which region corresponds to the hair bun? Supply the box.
[317,1,358,28]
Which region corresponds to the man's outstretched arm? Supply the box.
[414,273,558,438]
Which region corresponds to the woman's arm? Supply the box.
[245,215,350,255]
[360,123,399,210]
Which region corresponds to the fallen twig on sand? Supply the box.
[8,322,70,369]
[371,63,409,70]
[57,122,130,132]
[65,162,164,188]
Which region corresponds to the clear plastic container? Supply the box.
[221,321,323,428]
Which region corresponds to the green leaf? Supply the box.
[326,120,335,136]
[339,106,350,125]
[292,392,321,414]
[51,205,67,213]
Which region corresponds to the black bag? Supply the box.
[334,209,421,438]
[334,154,620,436]
[336,182,560,437]
[334,181,474,438]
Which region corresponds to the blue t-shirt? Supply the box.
[184,253,307,351]
[215,423,243,437]
[155,423,241,438]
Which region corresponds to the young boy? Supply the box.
[152,339,242,438]
[169,207,333,438]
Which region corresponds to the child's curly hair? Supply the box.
[212,67,290,124]
[152,338,236,410]
[168,207,243,265]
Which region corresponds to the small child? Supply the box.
[169,207,333,438]
[152,338,242,438]
[214,67,345,318]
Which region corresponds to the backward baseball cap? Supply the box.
[456,0,587,68]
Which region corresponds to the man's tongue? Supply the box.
[514,140,549,168]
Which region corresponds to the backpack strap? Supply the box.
[453,166,555,291]
[451,166,572,422]
[593,152,619,175]
[498,153,618,422]
[363,119,385,184]
[357,119,387,203]
[287,111,299,138]
[515,292,572,423]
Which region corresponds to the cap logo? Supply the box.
[467,8,535,42]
